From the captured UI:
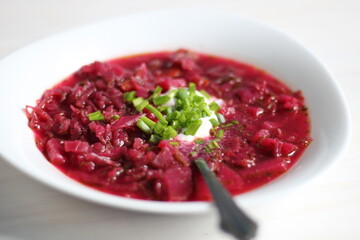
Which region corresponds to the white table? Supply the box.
[1,1,359,239]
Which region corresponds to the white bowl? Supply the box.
[0,9,351,214]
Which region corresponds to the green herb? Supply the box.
[132,97,144,107]
[113,115,120,120]
[209,118,219,127]
[146,105,168,124]
[153,86,163,95]
[216,113,226,124]
[170,141,179,146]
[153,95,171,105]
[136,99,149,112]
[136,119,152,135]
[200,89,211,99]
[124,91,136,102]
[88,110,105,121]
[149,134,162,144]
[128,83,225,142]
[188,82,196,96]
[208,140,220,150]
[154,122,166,135]
[190,151,198,157]
[162,126,177,140]
[184,120,202,135]
[195,139,204,144]
[222,120,239,128]
[215,129,224,138]
[140,116,156,129]
[209,101,220,112]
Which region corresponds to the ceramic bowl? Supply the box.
[0,9,351,214]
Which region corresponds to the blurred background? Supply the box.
[0,0,359,240]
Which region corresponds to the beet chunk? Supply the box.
[160,167,193,201]
[150,147,179,169]
[64,140,90,153]
[217,164,244,193]
[46,138,66,164]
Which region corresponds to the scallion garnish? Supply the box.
[184,120,202,135]
[113,114,120,120]
[216,113,226,124]
[153,95,171,105]
[208,140,220,150]
[127,83,226,143]
[195,139,204,144]
[215,129,224,138]
[189,82,196,96]
[124,91,136,102]
[200,89,211,99]
[149,134,162,144]
[170,141,179,146]
[136,119,152,135]
[154,122,166,135]
[88,110,105,121]
[146,105,168,125]
[209,118,219,127]
[222,120,239,128]
[209,101,220,112]
[140,116,156,129]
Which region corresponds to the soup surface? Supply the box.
[26,49,311,201]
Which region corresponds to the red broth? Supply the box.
[26,49,311,201]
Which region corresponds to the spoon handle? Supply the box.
[195,158,258,240]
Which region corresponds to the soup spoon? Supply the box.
[195,158,258,240]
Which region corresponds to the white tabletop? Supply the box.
[1,1,359,239]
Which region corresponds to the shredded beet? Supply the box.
[26,49,311,201]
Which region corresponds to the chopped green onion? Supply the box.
[124,91,136,102]
[208,140,220,150]
[170,141,179,146]
[154,122,166,135]
[195,139,204,144]
[153,86,163,95]
[215,129,224,138]
[88,110,105,121]
[164,106,172,116]
[216,113,226,123]
[189,83,196,96]
[170,120,180,130]
[113,115,120,120]
[177,89,188,101]
[222,120,239,128]
[153,95,171,105]
[209,101,220,112]
[146,105,168,124]
[136,99,149,112]
[132,97,143,107]
[184,120,202,135]
[140,116,156,129]
[149,134,162,144]
[167,89,178,98]
[209,118,219,127]
[204,147,211,153]
[178,113,187,126]
[157,106,167,112]
[192,95,204,105]
[200,89,211,99]
[167,111,181,121]
[163,126,177,140]
[202,103,212,117]
[190,151,198,157]
[136,119,152,135]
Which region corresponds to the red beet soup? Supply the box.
[26,49,311,201]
